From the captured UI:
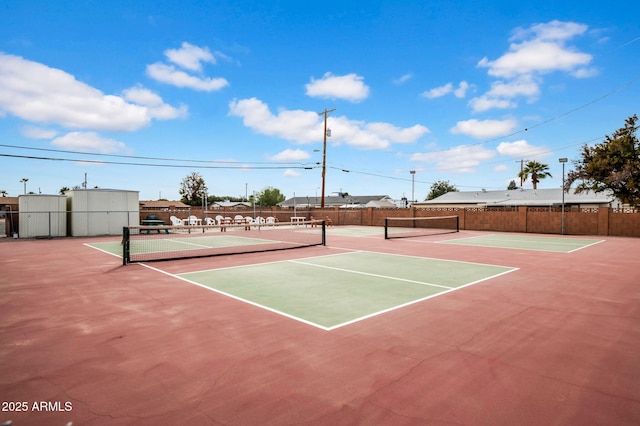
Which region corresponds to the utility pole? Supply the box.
[318,108,335,209]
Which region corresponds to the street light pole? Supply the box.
[20,178,28,195]
[559,158,568,235]
[318,108,335,209]
[410,170,416,206]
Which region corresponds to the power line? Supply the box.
[0,143,308,166]
[0,153,315,169]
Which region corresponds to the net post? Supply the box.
[456,215,460,232]
[122,226,130,265]
[321,220,326,245]
[384,218,389,239]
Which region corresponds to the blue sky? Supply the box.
[1,1,639,202]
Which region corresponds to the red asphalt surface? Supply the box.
[1,230,639,425]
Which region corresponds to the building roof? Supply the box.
[139,200,190,209]
[416,188,617,207]
[211,201,252,208]
[0,196,19,207]
[279,195,392,208]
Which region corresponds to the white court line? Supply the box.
[289,259,454,290]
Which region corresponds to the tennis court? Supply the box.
[174,251,516,329]
[3,226,640,425]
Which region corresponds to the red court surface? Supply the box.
[1,230,639,425]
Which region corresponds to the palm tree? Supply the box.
[518,161,552,190]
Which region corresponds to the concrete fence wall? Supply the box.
[4,205,638,238]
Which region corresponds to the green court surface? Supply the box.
[439,234,603,252]
[177,251,517,330]
[309,226,417,237]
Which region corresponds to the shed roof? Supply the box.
[417,188,616,206]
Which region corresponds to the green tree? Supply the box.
[59,187,70,195]
[518,160,552,190]
[179,172,207,206]
[566,114,639,207]
[256,187,286,206]
[426,180,458,200]
[507,180,518,190]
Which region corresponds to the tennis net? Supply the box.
[384,216,459,239]
[123,220,325,264]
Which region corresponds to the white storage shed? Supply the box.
[18,195,67,238]
[67,189,139,236]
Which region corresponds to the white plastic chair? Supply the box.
[186,215,201,225]
[204,217,216,225]
[170,216,184,226]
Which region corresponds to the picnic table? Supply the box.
[141,219,169,234]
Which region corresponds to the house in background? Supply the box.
[279,193,396,208]
[210,201,252,210]
[415,188,618,209]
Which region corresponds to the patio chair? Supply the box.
[170,216,184,226]
[185,215,201,225]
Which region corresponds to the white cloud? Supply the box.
[422,83,453,99]
[512,20,588,43]
[496,139,548,158]
[0,53,184,131]
[228,97,429,150]
[410,145,495,173]
[494,164,509,172]
[469,75,540,113]
[453,81,471,98]
[283,169,301,177]
[393,73,413,85]
[164,42,215,72]
[487,75,540,99]
[305,72,370,102]
[21,126,58,139]
[570,67,598,78]
[122,86,188,119]
[478,40,592,78]
[228,98,321,143]
[51,131,129,154]
[271,149,311,161]
[423,81,471,99]
[146,62,229,92]
[468,96,516,113]
[473,20,595,113]
[450,118,517,139]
